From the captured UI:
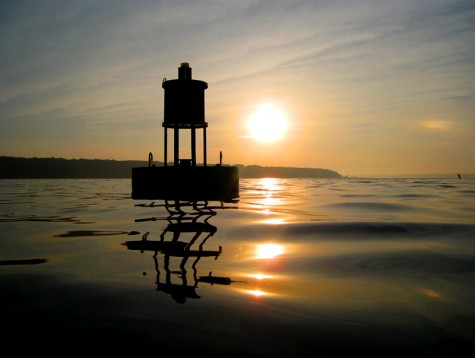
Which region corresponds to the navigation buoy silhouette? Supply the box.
[132,62,239,201]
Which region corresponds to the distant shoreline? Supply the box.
[350,173,475,179]
[0,156,342,179]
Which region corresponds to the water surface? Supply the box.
[1,178,474,355]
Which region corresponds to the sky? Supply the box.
[1,0,474,176]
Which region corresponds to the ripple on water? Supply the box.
[0,213,91,224]
[54,230,132,238]
[231,221,475,240]
[326,201,415,212]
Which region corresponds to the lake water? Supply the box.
[1,178,475,355]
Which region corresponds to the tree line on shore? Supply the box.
[0,156,342,179]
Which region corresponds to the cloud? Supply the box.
[420,120,453,130]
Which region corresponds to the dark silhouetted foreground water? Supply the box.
[1,178,474,355]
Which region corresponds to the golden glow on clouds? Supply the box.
[247,103,288,143]
[420,120,452,130]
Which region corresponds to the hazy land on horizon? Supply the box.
[0,156,472,179]
[0,156,342,179]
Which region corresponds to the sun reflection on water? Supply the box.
[256,243,284,259]
[245,177,292,222]
[262,196,279,207]
[238,274,277,298]
[261,218,285,225]
[259,178,281,191]
[247,273,273,280]
[245,289,269,297]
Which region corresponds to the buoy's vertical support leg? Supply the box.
[203,126,207,167]
[174,125,179,166]
[191,127,196,167]
[164,127,168,167]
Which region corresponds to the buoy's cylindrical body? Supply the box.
[162,63,208,127]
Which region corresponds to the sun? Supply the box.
[247,103,288,143]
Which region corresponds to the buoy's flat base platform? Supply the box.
[132,166,239,202]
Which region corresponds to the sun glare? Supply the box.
[247,103,288,143]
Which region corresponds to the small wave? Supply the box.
[0,213,86,223]
[0,258,48,266]
[298,221,475,238]
[338,194,378,198]
[54,230,132,238]
[459,190,475,195]
[301,252,475,275]
[392,194,436,199]
[232,221,475,240]
[326,202,414,211]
